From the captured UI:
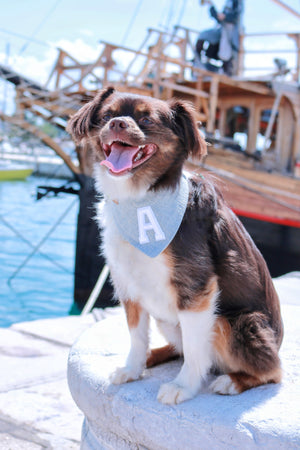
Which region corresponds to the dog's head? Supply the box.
[67,87,207,199]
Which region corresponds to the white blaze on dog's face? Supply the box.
[95,94,176,200]
[67,87,207,200]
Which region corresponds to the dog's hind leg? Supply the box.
[146,344,180,368]
[211,313,282,395]
[146,319,182,367]
[110,299,150,384]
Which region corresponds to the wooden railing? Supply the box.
[239,32,300,81]
[1,26,299,175]
[173,25,300,81]
[44,24,300,97]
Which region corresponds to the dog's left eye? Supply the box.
[102,112,113,122]
[139,116,152,126]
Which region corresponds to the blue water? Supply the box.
[0,176,79,327]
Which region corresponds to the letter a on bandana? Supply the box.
[137,206,166,244]
[109,175,189,257]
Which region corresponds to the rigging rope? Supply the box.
[158,0,170,29]
[176,0,187,27]
[19,0,63,55]
[121,0,144,46]
[7,196,78,286]
[0,27,52,49]
[164,0,177,31]
[0,212,74,273]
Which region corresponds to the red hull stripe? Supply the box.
[232,209,300,229]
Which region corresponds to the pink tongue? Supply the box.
[100,142,139,174]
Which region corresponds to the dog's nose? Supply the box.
[109,118,128,130]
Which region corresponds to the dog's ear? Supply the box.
[67,86,115,143]
[168,99,207,160]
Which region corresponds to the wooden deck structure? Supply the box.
[0,13,299,306]
[0,24,300,229]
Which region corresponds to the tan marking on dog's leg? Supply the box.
[110,301,149,385]
[189,276,219,312]
[146,344,179,368]
[211,317,283,394]
[123,299,142,328]
[228,367,283,394]
[162,248,183,313]
[213,317,231,355]
[212,317,240,372]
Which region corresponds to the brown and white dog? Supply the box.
[67,87,283,405]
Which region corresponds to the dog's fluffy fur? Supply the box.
[67,87,283,405]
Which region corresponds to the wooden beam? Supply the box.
[247,101,261,153]
[207,77,219,133]
[288,33,300,82]
[157,79,209,99]
[263,92,282,152]
[269,0,300,19]
[0,113,81,175]
[17,97,76,117]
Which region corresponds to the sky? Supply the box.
[0,0,299,107]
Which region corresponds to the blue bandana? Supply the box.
[109,175,189,258]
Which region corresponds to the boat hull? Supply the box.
[0,167,33,181]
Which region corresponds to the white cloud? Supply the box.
[51,38,100,63]
[13,54,54,85]
[79,29,95,38]
[0,38,102,90]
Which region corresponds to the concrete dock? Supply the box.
[1,273,299,449]
[0,311,103,449]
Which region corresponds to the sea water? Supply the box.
[0,176,79,327]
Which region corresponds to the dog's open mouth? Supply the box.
[100,141,157,175]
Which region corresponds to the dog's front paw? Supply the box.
[110,366,143,385]
[157,381,195,405]
[210,374,239,395]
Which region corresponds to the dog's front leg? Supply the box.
[110,299,149,384]
[157,308,215,404]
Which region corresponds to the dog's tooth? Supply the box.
[134,150,144,162]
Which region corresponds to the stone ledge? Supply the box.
[68,274,300,449]
[11,314,95,347]
[0,314,97,449]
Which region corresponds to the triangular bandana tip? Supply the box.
[109,175,190,257]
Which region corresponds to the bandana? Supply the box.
[109,175,189,258]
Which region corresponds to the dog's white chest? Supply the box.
[100,202,178,324]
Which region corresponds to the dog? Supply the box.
[67,87,283,405]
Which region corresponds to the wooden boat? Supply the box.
[0,161,33,181]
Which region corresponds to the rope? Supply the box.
[0,212,73,273]
[121,0,144,46]
[7,197,78,286]
[164,0,177,32]
[0,27,52,49]
[176,0,187,26]
[19,0,63,55]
